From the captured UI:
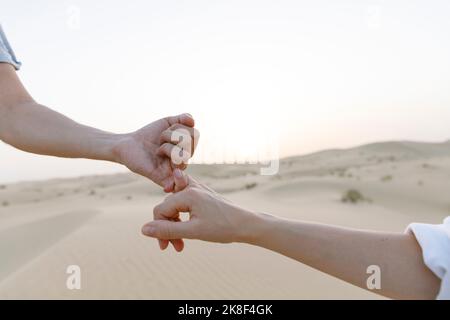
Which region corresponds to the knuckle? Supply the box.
[184,187,197,198]
[160,223,172,239]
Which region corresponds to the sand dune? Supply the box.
[0,140,449,299]
[0,210,99,282]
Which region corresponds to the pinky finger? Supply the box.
[159,239,169,250]
[170,239,185,252]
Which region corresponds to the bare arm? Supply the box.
[245,213,440,299]
[0,63,199,191]
[0,64,118,160]
[142,173,441,300]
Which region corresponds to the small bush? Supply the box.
[245,182,257,190]
[381,175,393,182]
[1,201,9,207]
[341,189,365,204]
[337,169,347,177]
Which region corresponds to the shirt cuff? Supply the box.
[0,48,21,70]
[407,217,450,300]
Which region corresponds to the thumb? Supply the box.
[142,220,194,240]
[173,169,188,193]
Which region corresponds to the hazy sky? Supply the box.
[1,0,450,183]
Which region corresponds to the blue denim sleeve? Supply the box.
[0,25,22,70]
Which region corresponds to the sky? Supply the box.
[1,0,450,183]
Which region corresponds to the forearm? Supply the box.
[0,100,122,161]
[242,212,440,299]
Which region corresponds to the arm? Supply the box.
[142,174,441,300]
[245,214,440,300]
[0,65,118,160]
[0,64,199,191]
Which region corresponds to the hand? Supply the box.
[112,113,199,192]
[141,171,258,251]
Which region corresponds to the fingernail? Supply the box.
[142,225,155,236]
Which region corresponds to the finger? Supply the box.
[142,220,195,240]
[165,113,195,127]
[159,239,169,250]
[160,126,200,159]
[157,238,184,252]
[170,239,185,252]
[164,216,184,252]
[158,143,190,167]
[159,227,184,251]
[157,143,186,160]
[173,169,188,193]
[160,125,198,144]
[153,196,187,250]
[153,191,192,220]
[174,162,188,171]
[163,177,174,193]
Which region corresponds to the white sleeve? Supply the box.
[407,217,450,300]
[0,25,21,70]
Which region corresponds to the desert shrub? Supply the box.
[245,182,257,190]
[337,169,347,177]
[1,201,9,207]
[88,190,96,196]
[381,175,393,182]
[0,185,6,190]
[341,189,365,204]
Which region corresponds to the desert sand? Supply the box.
[0,140,449,299]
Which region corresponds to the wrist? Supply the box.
[234,209,276,245]
[94,132,130,163]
